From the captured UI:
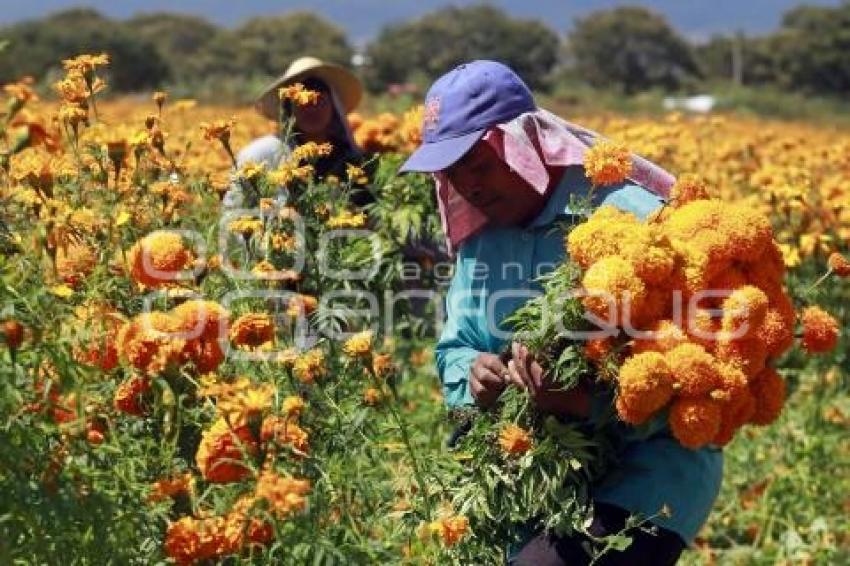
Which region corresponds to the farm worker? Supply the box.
[224,55,372,208]
[400,60,722,565]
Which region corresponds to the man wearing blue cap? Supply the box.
[401,60,722,565]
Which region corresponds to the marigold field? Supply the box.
[0,62,849,565]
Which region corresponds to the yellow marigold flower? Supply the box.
[229,313,275,348]
[268,161,314,185]
[669,174,712,207]
[274,347,299,366]
[254,471,311,518]
[291,141,333,162]
[720,285,769,337]
[363,387,383,405]
[149,472,194,503]
[581,255,647,327]
[216,382,276,420]
[343,330,374,358]
[583,141,633,186]
[282,395,306,418]
[200,118,235,143]
[668,397,722,449]
[326,210,367,229]
[828,252,850,277]
[667,343,721,397]
[278,83,320,106]
[236,161,266,182]
[228,216,263,238]
[127,230,193,288]
[749,367,786,426]
[62,53,110,75]
[195,418,257,483]
[426,515,469,547]
[800,306,840,354]
[55,242,97,287]
[498,423,533,456]
[566,205,639,269]
[260,416,309,454]
[346,163,368,185]
[631,319,688,354]
[292,348,326,384]
[616,352,674,422]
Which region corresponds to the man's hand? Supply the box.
[507,342,591,418]
[470,353,510,408]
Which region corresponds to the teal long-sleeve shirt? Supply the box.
[434,165,723,545]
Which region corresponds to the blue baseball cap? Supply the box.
[399,60,536,173]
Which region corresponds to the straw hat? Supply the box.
[255,56,363,121]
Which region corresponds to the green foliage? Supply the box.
[567,6,701,95]
[364,5,560,93]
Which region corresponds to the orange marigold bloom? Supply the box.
[260,416,309,454]
[72,304,125,371]
[164,515,230,565]
[278,83,320,106]
[292,348,326,384]
[199,118,235,143]
[172,300,230,342]
[749,367,786,426]
[800,306,840,354]
[828,252,850,277]
[2,319,24,350]
[616,351,674,420]
[669,397,722,449]
[282,395,306,418]
[756,291,796,357]
[286,294,318,318]
[224,496,274,549]
[116,312,184,374]
[584,336,615,363]
[363,387,382,405]
[371,352,396,378]
[499,423,533,456]
[229,313,275,348]
[427,515,470,547]
[113,375,151,416]
[583,141,632,186]
[715,335,768,379]
[566,206,640,270]
[56,242,97,287]
[720,285,769,338]
[667,343,721,397]
[632,319,687,354]
[150,472,194,503]
[581,255,647,327]
[196,418,258,483]
[669,174,712,207]
[127,231,193,288]
[343,330,373,358]
[710,363,755,446]
[254,471,311,518]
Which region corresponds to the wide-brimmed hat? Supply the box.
[255,56,363,121]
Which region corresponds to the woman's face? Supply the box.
[293,90,334,135]
[444,140,546,227]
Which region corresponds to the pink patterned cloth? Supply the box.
[433,109,676,256]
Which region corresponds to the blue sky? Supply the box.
[0,0,842,42]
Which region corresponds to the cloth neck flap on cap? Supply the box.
[433,108,676,256]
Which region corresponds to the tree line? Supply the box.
[1,3,849,97]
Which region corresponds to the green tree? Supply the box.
[125,12,220,82]
[695,34,782,86]
[567,6,700,94]
[364,5,560,92]
[0,8,171,91]
[228,12,354,77]
[772,3,850,94]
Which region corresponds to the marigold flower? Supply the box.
[720,285,770,337]
[72,304,124,371]
[583,141,632,186]
[56,242,97,287]
[62,53,110,75]
[282,395,306,418]
[286,294,318,318]
[584,336,615,363]
[229,313,275,348]
[113,375,151,416]
[195,418,258,483]
[669,174,712,207]
[581,255,648,327]
[171,300,230,342]
[715,335,769,379]
[800,306,840,354]
[200,118,235,143]
[260,416,309,454]
[363,387,383,405]
[828,252,850,277]
[278,83,320,106]
[164,515,230,565]
[127,231,193,288]
[372,352,396,378]
[292,348,326,384]
[616,352,674,420]
[2,319,24,350]
[343,330,374,358]
[667,343,721,397]
[117,312,184,374]
[326,210,367,229]
[224,496,274,549]
[749,367,786,425]
[291,141,333,162]
[669,397,722,449]
[255,471,311,518]
[631,319,687,354]
[566,206,639,269]
[498,423,533,456]
[149,472,194,503]
[426,515,469,547]
[756,291,796,357]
